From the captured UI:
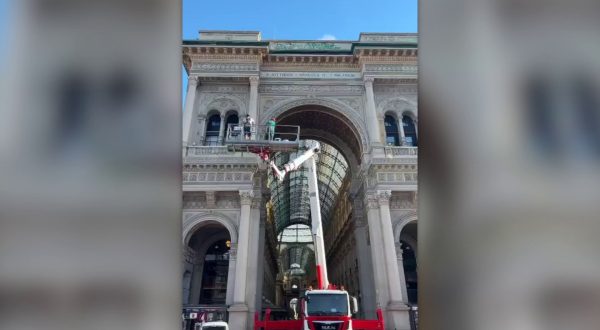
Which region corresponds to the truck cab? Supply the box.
[291,290,359,330]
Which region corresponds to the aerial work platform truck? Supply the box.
[226,125,385,330]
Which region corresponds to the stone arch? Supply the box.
[378,97,418,120]
[205,95,245,117]
[262,98,369,152]
[394,211,418,244]
[394,211,418,263]
[182,212,238,246]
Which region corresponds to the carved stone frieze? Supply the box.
[364,64,418,74]
[183,192,207,209]
[199,84,249,93]
[259,84,363,95]
[216,191,241,209]
[205,191,216,208]
[192,62,259,72]
[390,191,417,210]
[374,84,418,95]
[183,171,254,184]
[375,172,417,184]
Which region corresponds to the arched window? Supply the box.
[199,239,230,305]
[401,241,418,305]
[205,114,221,146]
[225,112,239,140]
[384,115,401,146]
[402,115,418,147]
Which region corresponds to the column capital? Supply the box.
[188,76,199,86]
[251,196,262,209]
[249,76,260,85]
[363,192,379,210]
[377,190,392,206]
[239,190,254,205]
[363,76,375,84]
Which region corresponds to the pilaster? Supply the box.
[183,76,199,145]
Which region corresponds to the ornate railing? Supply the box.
[378,146,418,157]
[183,145,229,157]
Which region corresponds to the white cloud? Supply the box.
[319,34,337,41]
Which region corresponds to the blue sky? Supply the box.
[183,0,417,41]
[182,0,417,103]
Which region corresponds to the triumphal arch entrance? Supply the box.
[182,30,418,330]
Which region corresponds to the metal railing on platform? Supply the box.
[225,124,300,142]
[225,124,301,153]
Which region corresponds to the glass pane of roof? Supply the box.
[269,140,349,236]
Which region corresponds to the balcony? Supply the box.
[383,146,418,157]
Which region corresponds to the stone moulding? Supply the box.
[191,62,259,72]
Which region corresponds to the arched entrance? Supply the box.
[399,221,418,305]
[184,221,234,307]
[262,103,368,315]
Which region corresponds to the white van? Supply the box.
[195,321,229,330]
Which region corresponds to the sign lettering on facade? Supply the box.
[260,71,361,79]
[269,42,352,52]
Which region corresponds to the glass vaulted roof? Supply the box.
[269,140,349,234]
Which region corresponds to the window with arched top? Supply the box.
[199,239,230,305]
[204,114,221,146]
[402,115,418,147]
[225,112,239,132]
[384,115,401,146]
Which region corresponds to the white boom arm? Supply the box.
[269,141,329,289]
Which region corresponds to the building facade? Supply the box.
[182,30,418,330]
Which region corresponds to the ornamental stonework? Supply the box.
[183,171,253,184]
[259,84,363,95]
[199,84,249,93]
[364,64,418,74]
[192,62,259,72]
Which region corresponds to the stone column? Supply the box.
[364,192,390,310]
[398,116,406,146]
[248,76,259,119]
[413,117,418,137]
[229,190,253,329]
[246,195,262,325]
[217,114,226,145]
[226,243,237,306]
[364,77,383,146]
[197,115,206,146]
[182,76,199,146]
[377,190,411,329]
[395,242,409,302]
[352,197,377,319]
[248,76,260,140]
